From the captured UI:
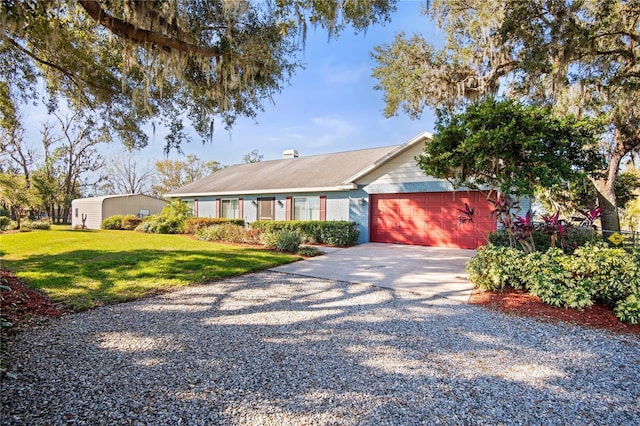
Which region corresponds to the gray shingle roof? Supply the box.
[166,132,432,197]
[166,145,397,196]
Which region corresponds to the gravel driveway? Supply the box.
[1,271,639,425]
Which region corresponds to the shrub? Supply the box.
[136,200,192,234]
[196,223,249,244]
[184,217,245,234]
[101,215,124,230]
[121,215,142,230]
[468,242,640,323]
[260,231,279,249]
[570,242,640,305]
[522,248,594,310]
[488,227,596,254]
[0,216,11,231]
[297,246,324,257]
[19,220,50,232]
[466,244,527,291]
[614,294,640,325]
[275,230,301,253]
[251,220,359,246]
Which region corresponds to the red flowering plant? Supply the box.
[513,210,536,253]
[540,211,572,249]
[456,202,475,225]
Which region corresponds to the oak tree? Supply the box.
[1,0,396,153]
[373,0,640,231]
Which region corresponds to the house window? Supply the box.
[75,208,78,218]
[293,197,319,220]
[220,199,239,219]
[184,200,195,215]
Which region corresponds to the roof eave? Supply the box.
[165,183,358,198]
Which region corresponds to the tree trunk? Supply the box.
[592,147,624,234]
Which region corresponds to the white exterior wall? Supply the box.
[71,195,167,230]
[71,198,103,229]
[357,143,433,186]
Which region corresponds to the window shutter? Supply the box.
[238,198,243,219]
[194,199,199,217]
[285,196,292,220]
[215,198,220,218]
[319,195,326,221]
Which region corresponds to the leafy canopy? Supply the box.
[1,0,397,152]
[417,98,603,196]
[373,0,640,231]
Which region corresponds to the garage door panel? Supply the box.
[370,192,496,249]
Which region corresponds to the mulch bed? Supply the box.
[1,270,66,328]
[469,287,640,334]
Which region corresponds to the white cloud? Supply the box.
[307,116,360,149]
[322,64,370,85]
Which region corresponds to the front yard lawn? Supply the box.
[0,226,298,310]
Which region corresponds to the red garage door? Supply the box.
[370,192,496,249]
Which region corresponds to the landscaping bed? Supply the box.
[469,287,640,334]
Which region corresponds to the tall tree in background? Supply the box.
[1,0,397,153]
[30,122,62,220]
[243,149,264,163]
[152,154,224,197]
[51,110,107,221]
[372,0,640,231]
[101,150,155,195]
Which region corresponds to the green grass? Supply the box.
[0,226,298,310]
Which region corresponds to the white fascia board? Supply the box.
[164,184,358,198]
[342,131,433,184]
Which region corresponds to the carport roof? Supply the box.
[166,132,432,197]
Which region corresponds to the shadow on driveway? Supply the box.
[271,243,476,302]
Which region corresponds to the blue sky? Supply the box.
[22,1,443,168]
[138,0,443,166]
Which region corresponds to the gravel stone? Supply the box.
[1,271,639,425]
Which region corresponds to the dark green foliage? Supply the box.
[183,217,245,234]
[0,216,10,231]
[488,227,597,254]
[297,246,324,257]
[417,98,604,196]
[251,220,359,246]
[468,242,640,323]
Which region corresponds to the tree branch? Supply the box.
[77,0,220,57]
[3,37,96,105]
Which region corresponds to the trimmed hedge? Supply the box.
[101,215,142,230]
[250,220,359,246]
[184,217,245,234]
[467,242,640,324]
[196,223,259,244]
